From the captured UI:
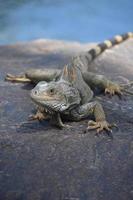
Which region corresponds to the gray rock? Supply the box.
[0,39,133,200]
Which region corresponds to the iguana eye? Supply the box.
[49,88,55,95]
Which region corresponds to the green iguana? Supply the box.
[5,32,133,133]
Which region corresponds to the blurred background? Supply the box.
[0,0,133,44]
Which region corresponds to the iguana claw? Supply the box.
[105,83,123,97]
[87,120,116,133]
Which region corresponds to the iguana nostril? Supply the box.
[34,90,38,95]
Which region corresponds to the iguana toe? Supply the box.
[87,120,113,133]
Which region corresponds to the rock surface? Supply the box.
[0,38,133,200]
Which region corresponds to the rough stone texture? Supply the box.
[0,38,133,200]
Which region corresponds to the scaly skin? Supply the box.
[5,32,133,132]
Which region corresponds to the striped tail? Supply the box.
[87,32,133,61]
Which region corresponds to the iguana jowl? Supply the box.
[6,32,133,132]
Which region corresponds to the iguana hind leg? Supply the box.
[5,68,61,83]
[84,72,133,97]
[5,73,31,83]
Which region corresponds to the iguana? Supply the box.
[5,32,133,133]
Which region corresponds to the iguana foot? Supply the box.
[28,113,48,121]
[28,108,50,121]
[5,73,31,83]
[87,120,115,133]
[105,83,123,97]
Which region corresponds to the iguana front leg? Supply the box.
[50,113,71,129]
[71,101,114,133]
[29,107,68,129]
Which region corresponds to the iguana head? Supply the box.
[30,80,81,113]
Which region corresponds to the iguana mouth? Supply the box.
[31,94,59,101]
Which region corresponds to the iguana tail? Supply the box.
[87,32,133,62]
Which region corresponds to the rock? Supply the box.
[0,39,133,200]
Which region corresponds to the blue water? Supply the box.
[0,0,133,44]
